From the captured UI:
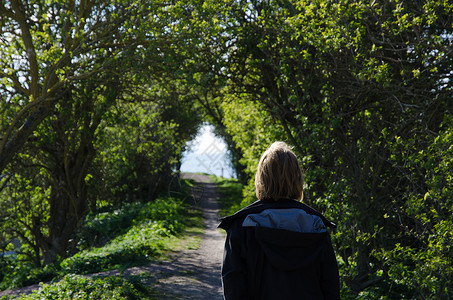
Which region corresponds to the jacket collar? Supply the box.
[218,198,336,230]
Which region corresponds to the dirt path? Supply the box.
[0,173,225,299]
[126,173,224,299]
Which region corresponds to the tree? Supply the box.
[0,0,202,266]
[0,70,122,265]
[193,0,452,297]
[92,84,201,206]
[0,0,147,174]
[0,0,147,265]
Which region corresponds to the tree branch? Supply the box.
[0,97,56,154]
[10,0,40,100]
[0,2,16,19]
[0,100,53,173]
[0,71,30,97]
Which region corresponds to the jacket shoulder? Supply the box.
[218,199,336,231]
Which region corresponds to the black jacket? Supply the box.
[218,199,340,300]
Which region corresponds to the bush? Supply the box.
[0,260,59,291]
[61,196,187,275]
[135,197,185,235]
[75,202,144,250]
[14,274,149,300]
[61,223,165,274]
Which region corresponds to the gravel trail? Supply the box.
[137,173,224,299]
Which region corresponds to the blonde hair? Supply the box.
[255,142,304,201]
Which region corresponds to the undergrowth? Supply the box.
[60,196,186,275]
[0,177,203,299]
[12,274,152,300]
[209,176,244,218]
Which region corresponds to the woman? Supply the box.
[218,142,340,299]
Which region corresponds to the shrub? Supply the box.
[61,197,187,275]
[14,274,148,300]
[0,260,59,291]
[75,202,144,250]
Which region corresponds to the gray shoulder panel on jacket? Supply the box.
[242,208,327,233]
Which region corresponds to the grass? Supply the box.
[209,176,245,218]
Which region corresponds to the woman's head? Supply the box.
[255,142,304,201]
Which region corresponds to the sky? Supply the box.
[190,124,227,154]
[180,124,235,178]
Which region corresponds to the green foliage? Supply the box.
[0,0,202,268]
[0,163,51,265]
[75,202,145,250]
[0,0,153,172]
[221,98,286,206]
[210,177,244,218]
[92,99,200,205]
[13,274,150,300]
[371,118,453,298]
[1,0,452,298]
[194,0,453,297]
[0,179,194,290]
[61,196,187,275]
[0,259,59,291]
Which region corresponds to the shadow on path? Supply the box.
[124,173,224,299]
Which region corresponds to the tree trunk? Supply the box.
[41,139,94,265]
